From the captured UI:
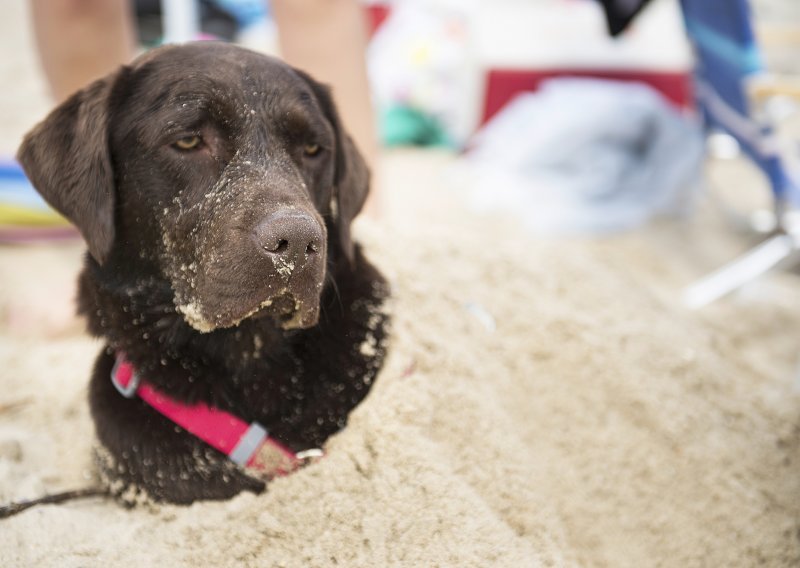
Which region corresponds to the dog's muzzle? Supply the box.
[251,210,326,329]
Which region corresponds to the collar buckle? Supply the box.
[111,355,142,398]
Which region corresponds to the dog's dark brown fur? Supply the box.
[17,43,388,504]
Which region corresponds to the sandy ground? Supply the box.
[2,2,800,567]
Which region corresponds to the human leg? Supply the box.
[29,0,136,101]
[271,0,380,215]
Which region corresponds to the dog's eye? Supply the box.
[303,143,321,157]
[173,135,202,151]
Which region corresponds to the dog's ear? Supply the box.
[17,69,126,265]
[295,69,370,265]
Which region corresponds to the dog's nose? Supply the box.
[253,211,323,267]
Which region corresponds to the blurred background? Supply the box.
[0,0,799,335]
[2,5,800,563]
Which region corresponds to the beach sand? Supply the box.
[1,2,800,566]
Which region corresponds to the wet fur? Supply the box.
[18,43,388,504]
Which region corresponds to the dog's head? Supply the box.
[18,43,369,332]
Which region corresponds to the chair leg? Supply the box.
[683,233,799,308]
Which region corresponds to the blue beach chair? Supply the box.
[679,0,800,307]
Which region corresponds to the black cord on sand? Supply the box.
[0,487,108,520]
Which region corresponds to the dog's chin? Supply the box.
[177,289,321,333]
[247,291,321,330]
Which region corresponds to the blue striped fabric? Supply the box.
[680,0,797,203]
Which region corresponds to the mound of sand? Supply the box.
[1,177,799,567]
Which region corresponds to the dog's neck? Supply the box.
[77,258,312,406]
[76,247,388,450]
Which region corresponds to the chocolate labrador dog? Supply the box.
[17,43,388,504]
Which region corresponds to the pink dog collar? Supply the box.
[110,353,321,477]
